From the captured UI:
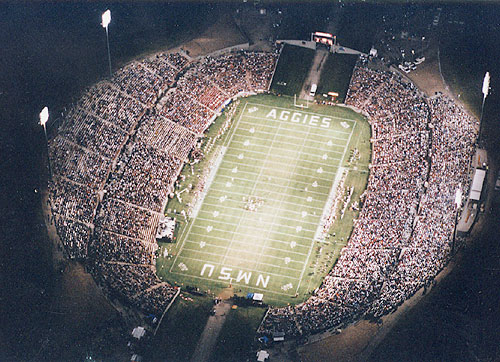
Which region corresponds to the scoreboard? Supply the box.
[311,31,336,47]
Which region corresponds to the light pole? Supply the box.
[479,71,490,144]
[39,106,51,177]
[452,186,462,253]
[102,9,112,77]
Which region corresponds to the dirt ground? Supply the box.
[180,12,248,58]
[190,298,233,362]
[404,45,451,98]
[299,320,379,362]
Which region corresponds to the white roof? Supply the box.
[470,169,486,201]
[256,350,269,362]
[253,293,264,301]
[132,326,146,339]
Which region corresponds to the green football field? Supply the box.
[157,96,370,306]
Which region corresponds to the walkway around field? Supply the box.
[299,49,330,101]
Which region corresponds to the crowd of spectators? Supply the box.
[73,81,145,132]
[46,43,478,332]
[258,60,478,338]
[48,136,112,188]
[47,49,278,317]
[105,141,183,212]
[53,216,92,259]
[46,44,477,329]
[90,229,155,265]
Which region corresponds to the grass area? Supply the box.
[276,3,330,40]
[144,294,213,361]
[212,305,266,362]
[337,4,382,53]
[316,53,358,103]
[439,20,484,118]
[157,94,370,307]
[270,44,315,96]
[164,101,241,218]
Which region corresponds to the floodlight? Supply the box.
[39,107,49,126]
[39,106,51,177]
[482,72,490,99]
[102,10,111,29]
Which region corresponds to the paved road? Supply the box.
[190,300,233,362]
[299,49,329,101]
[298,4,344,101]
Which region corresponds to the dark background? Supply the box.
[1,2,499,361]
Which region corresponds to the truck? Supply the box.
[309,83,317,97]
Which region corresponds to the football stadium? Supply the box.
[18,3,496,361]
[158,97,369,306]
[46,41,478,349]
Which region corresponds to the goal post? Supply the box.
[293,94,309,109]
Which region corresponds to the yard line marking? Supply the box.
[294,116,358,295]
[211,174,331,196]
[230,139,345,158]
[238,119,350,138]
[170,102,250,273]
[242,114,355,135]
[221,114,282,266]
[183,238,309,256]
[189,221,314,241]
[224,151,340,168]
[201,198,322,221]
[169,271,297,297]
[181,245,304,271]
[219,160,338,178]
[226,143,344,162]
[175,255,301,280]
[246,102,359,123]
[234,122,351,144]
[197,209,317,233]
[188,230,311,251]
[255,119,313,274]
[204,188,324,211]
[197,205,318,229]
[198,201,319,222]
[234,127,349,149]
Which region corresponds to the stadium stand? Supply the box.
[48,47,476,334]
[48,50,279,317]
[257,59,478,337]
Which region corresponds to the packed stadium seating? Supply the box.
[257,59,477,337]
[48,47,476,335]
[48,50,279,316]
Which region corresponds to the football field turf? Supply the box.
[158,96,369,306]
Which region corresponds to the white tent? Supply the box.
[132,326,146,339]
[470,169,486,201]
[256,350,269,362]
[253,293,264,301]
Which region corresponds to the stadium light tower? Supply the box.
[452,186,462,253]
[102,9,112,77]
[39,106,51,177]
[479,71,490,143]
